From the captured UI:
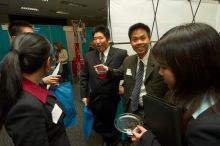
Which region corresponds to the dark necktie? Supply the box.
[130,61,144,112]
[100,52,105,64]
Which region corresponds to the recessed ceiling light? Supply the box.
[56,11,69,15]
[42,0,48,2]
[20,6,39,11]
[60,1,87,7]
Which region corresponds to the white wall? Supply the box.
[108,0,220,55]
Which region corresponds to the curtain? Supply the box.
[0,25,10,61]
[34,24,68,50]
[34,24,72,81]
[82,27,93,57]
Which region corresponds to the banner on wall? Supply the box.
[71,20,86,78]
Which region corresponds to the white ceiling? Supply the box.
[0,0,107,26]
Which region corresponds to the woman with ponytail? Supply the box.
[0,33,70,146]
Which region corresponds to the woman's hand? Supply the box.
[42,75,61,86]
[131,125,147,142]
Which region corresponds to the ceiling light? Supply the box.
[56,11,69,15]
[42,0,48,2]
[68,2,86,7]
[20,6,39,11]
[60,1,87,7]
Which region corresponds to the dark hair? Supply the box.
[128,23,151,40]
[54,41,65,51]
[8,20,33,37]
[152,23,220,131]
[92,25,110,40]
[0,33,52,129]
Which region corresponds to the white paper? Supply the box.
[119,80,124,85]
[47,62,60,89]
[51,103,62,124]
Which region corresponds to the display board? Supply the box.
[108,0,220,55]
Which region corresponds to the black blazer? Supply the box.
[80,46,127,135]
[139,103,220,146]
[184,103,220,146]
[108,50,167,112]
[5,91,70,146]
[80,47,127,107]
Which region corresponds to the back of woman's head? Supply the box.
[11,33,52,73]
[0,33,52,128]
[153,23,220,100]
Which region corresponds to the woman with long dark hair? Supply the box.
[0,33,70,146]
[131,23,220,146]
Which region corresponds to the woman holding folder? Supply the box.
[132,23,220,146]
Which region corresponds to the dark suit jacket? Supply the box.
[80,46,127,136]
[109,50,167,112]
[5,91,70,146]
[139,103,220,146]
[184,103,220,146]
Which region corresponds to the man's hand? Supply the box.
[94,64,109,74]
[82,97,88,106]
[118,85,124,94]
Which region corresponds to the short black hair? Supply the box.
[8,20,33,37]
[92,24,110,40]
[128,23,151,40]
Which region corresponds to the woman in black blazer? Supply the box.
[0,33,70,146]
[131,23,220,146]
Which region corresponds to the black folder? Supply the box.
[143,94,182,146]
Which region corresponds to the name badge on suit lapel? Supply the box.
[51,103,63,124]
[126,68,132,76]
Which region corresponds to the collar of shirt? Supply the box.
[22,78,55,104]
[191,95,217,119]
[137,49,150,67]
[99,46,110,61]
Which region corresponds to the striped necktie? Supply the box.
[130,61,144,112]
[100,52,105,64]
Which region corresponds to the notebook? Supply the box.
[143,94,182,146]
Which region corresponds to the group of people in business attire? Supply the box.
[85,23,167,146]
[81,22,220,146]
[0,19,220,146]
